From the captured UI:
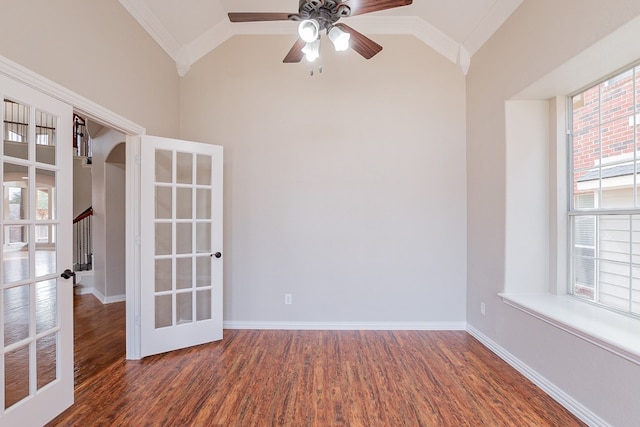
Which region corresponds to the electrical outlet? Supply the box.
[285,294,292,305]
[480,302,486,316]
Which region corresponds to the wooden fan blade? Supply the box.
[344,0,412,16]
[283,38,306,63]
[335,23,382,59]
[228,12,295,22]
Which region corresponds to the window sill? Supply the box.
[499,293,640,366]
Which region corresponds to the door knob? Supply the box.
[61,269,76,279]
[213,252,222,258]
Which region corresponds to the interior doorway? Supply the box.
[72,123,127,384]
[73,124,127,302]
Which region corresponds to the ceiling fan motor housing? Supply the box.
[297,0,351,30]
[228,0,413,62]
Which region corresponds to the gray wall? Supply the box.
[467,1,640,425]
[180,35,468,324]
[0,0,178,302]
[91,129,126,301]
[2,0,640,423]
[104,160,126,299]
[0,0,180,137]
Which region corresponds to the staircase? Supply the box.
[73,206,94,294]
[72,114,103,296]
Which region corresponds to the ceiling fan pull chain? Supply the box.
[309,64,323,77]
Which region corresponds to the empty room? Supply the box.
[1,1,639,426]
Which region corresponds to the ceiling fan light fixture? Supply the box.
[298,19,320,43]
[328,26,350,52]
[302,39,321,62]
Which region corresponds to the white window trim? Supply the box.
[568,63,640,317]
[501,93,640,366]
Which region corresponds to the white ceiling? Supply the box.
[119,0,523,76]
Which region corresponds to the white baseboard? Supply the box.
[466,325,608,427]
[223,320,467,331]
[74,270,94,285]
[103,294,126,304]
[74,285,125,304]
[74,284,95,296]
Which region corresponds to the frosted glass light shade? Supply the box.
[302,39,321,62]
[298,19,320,43]
[328,26,350,51]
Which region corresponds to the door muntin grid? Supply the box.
[153,150,214,329]
[2,98,62,410]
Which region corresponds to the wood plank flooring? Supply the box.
[48,295,585,426]
[72,293,126,386]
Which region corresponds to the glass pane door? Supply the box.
[140,136,223,358]
[1,75,73,426]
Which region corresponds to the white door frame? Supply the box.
[0,55,147,360]
[125,135,143,359]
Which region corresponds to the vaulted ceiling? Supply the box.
[119,0,523,76]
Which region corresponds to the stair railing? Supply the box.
[73,206,93,271]
[73,114,92,160]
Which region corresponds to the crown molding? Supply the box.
[348,16,460,61]
[119,0,182,61]
[119,2,523,77]
[463,0,524,56]
[118,0,478,77]
[457,46,471,75]
[176,16,472,76]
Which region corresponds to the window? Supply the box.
[569,62,640,317]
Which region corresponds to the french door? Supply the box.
[140,136,223,357]
[0,74,73,425]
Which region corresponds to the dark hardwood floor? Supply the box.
[48,295,585,426]
[72,293,126,386]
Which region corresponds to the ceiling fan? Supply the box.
[228,0,413,63]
